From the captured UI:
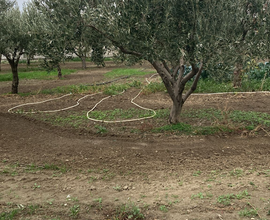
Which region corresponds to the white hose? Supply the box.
[7,93,101,114]
[191,91,270,96]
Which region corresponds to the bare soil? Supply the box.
[0,62,270,220]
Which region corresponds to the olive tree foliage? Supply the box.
[228,1,267,88]
[26,0,107,73]
[0,0,14,12]
[256,1,270,60]
[24,1,72,78]
[0,2,31,93]
[67,0,107,68]
[88,0,265,123]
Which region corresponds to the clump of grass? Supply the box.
[153,123,193,133]
[103,84,129,95]
[239,208,258,217]
[88,108,153,121]
[152,123,233,135]
[217,190,250,206]
[113,203,145,220]
[142,82,166,95]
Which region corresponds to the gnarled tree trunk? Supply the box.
[152,61,203,124]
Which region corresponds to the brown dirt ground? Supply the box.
[0,62,270,220]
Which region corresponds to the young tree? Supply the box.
[88,0,265,123]
[0,4,31,93]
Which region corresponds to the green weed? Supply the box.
[114,203,145,219]
[113,185,122,191]
[193,171,202,176]
[33,183,41,190]
[159,205,168,212]
[191,192,213,200]
[27,204,39,215]
[230,169,243,177]
[217,194,235,206]
[0,209,20,220]
[103,84,129,95]
[239,208,258,217]
[69,205,80,218]
[95,125,107,134]
[153,123,192,133]
[217,190,250,206]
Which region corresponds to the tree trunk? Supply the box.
[151,60,203,124]
[27,57,31,66]
[9,61,19,94]
[233,63,243,88]
[0,55,2,72]
[81,56,87,69]
[169,100,184,124]
[57,64,62,79]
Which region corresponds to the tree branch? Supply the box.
[87,24,143,58]
[172,64,180,78]
[152,61,174,84]
[183,62,203,102]
[162,60,171,74]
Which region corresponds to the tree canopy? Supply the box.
[0,3,31,93]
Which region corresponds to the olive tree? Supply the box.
[23,1,72,78]
[87,0,265,123]
[29,0,108,73]
[0,3,31,93]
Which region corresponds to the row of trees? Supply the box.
[1,0,270,123]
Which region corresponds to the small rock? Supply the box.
[123,186,129,190]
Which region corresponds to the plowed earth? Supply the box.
[0,62,270,220]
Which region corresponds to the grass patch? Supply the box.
[217,190,250,206]
[239,208,258,217]
[0,69,76,82]
[35,80,141,96]
[142,82,166,95]
[88,108,154,121]
[186,78,270,93]
[153,108,270,135]
[0,209,20,219]
[152,123,233,135]
[105,68,155,78]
